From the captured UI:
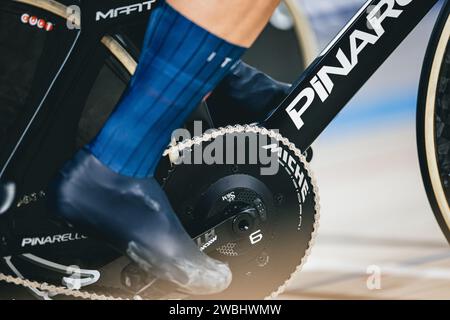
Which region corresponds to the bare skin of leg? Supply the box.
[167,0,281,48]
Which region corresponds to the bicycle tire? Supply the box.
[417,1,450,243]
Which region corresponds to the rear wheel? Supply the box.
[417,2,450,243]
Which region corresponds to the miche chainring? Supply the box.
[0,125,319,300]
[159,125,320,299]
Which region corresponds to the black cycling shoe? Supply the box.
[48,149,231,295]
[207,61,291,126]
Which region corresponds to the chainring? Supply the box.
[160,125,320,299]
[0,125,319,300]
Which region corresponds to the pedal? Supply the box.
[0,182,16,215]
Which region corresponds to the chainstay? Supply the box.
[0,125,320,300]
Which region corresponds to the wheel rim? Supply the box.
[424,14,450,229]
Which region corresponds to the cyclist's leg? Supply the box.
[49,0,280,295]
[89,0,280,178]
[168,0,280,48]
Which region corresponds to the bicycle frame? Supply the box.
[266,0,442,152]
[0,0,445,256]
[0,0,443,181]
[1,0,449,300]
[0,0,156,179]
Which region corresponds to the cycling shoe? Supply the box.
[48,149,232,295]
[207,61,291,126]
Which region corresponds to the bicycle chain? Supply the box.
[0,124,320,300]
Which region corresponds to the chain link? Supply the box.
[0,125,320,300]
[0,272,132,300]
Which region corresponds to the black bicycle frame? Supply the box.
[0,0,443,182]
[0,0,156,180]
[266,0,442,152]
[0,0,446,260]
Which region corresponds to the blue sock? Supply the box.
[87,1,245,178]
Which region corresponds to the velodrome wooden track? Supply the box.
[278,123,450,300]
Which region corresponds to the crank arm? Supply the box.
[193,215,237,254]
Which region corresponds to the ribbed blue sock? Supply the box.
[87,1,245,178]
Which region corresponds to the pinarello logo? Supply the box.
[21,13,54,32]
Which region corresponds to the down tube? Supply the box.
[265,0,440,152]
